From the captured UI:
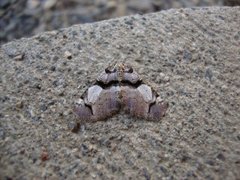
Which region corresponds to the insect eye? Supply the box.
[105,68,111,73]
[127,67,133,73]
[105,68,117,73]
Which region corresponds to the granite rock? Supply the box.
[0,7,240,179]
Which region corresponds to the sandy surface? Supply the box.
[0,7,240,179]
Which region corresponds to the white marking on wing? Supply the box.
[87,85,103,104]
[137,84,152,103]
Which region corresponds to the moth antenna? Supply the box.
[109,60,117,69]
[121,57,127,65]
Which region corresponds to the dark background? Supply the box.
[0,0,239,44]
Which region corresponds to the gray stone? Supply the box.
[0,7,240,179]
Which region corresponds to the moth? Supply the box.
[74,63,168,122]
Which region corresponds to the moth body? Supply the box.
[74,63,168,122]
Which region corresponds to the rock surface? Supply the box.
[0,7,240,179]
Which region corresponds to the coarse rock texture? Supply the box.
[0,7,240,179]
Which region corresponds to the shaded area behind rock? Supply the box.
[2,0,240,44]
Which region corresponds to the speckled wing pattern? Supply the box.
[74,63,168,122]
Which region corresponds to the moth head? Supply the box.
[123,66,133,74]
[120,64,141,84]
[97,65,118,84]
[105,66,117,74]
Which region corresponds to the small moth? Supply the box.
[74,63,168,122]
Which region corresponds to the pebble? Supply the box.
[205,68,213,82]
[183,50,192,63]
[159,72,170,82]
[41,147,49,161]
[220,85,228,92]
[16,101,24,109]
[64,51,72,60]
[13,53,24,61]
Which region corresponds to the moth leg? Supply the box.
[71,122,80,133]
[148,97,168,121]
[74,98,93,121]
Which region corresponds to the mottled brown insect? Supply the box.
[74,63,168,122]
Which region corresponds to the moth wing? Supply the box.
[97,72,108,83]
[74,99,92,121]
[122,72,141,84]
[87,85,103,104]
[97,71,118,84]
[74,105,92,120]
[91,86,121,121]
[121,86,149,118]
[148,99,168,121]
[137,84,154,103]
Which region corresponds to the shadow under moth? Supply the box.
[74,63,168,123]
